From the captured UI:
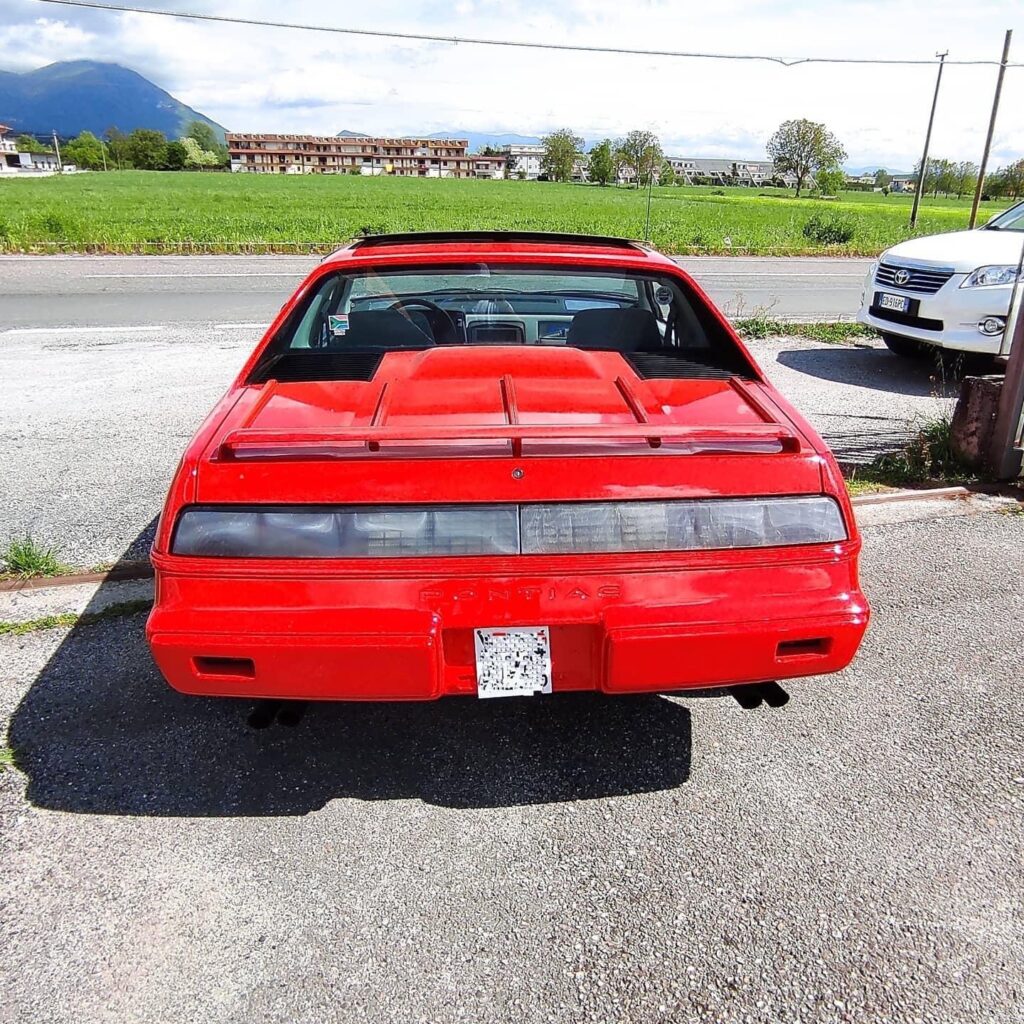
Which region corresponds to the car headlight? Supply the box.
[960,265,1024,288]
[172,497,847,558]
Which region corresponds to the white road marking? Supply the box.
[687,272,865,278]
[83,272,299,279]
[2,325,167,336]
[3,322,266,335]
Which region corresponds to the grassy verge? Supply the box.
[0,599,152,637]
[0,172,1011,256]
[842,413,977,493]
[735,318,877,343]
[0,746,16,772]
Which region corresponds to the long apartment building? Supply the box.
[227,133,505,178]
[666,156,797,188]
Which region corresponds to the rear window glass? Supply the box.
[252,262,753,381]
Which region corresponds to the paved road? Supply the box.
[2,504,1022,1023]
[0,255,872,329]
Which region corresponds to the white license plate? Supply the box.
[474,626,552,698]
[878,292,910,312]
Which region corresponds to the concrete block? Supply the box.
[950,375,1003,469]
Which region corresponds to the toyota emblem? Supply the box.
[893,268,911,286]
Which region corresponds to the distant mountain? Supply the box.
[335,129,371,138]
[845,165,914,177]
[427,131,543,152]
[0,61,226,141]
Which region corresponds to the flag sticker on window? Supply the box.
[328,314,349,335]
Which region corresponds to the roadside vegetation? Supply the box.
[843,413,976,492]
[0,172,1012,256]
[0,599,152,638]
[1,537,70,579]
[734,317,876,343]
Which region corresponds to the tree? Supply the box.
[125,128,169,170]
[104,127,131,169]
[766,119,847,197]
[934,158,956,197]
[617,130,663,189]
[16,134,50,154]
[999,158,1024,199]
[62,131,106,170]
[587,139,615,186]
[952,160,978,199]
[659,159,677,186]
[541,129,583,183]
[179,135,219,169]
[874,168,891,189]
[165,140,188,170]
[186,119,228,167]
[815,167,845,196]
[912,157,936,196]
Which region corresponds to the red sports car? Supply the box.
[147,232,868,703]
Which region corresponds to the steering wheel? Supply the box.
[388,297,461,343]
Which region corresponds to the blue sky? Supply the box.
[1,0,1022,168]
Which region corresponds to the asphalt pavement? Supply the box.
[1,255,1021,1023]
[2,504,1022,1023]
[0,254,872,328]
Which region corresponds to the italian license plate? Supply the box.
[877,292,910,313]
[474,626,552,698]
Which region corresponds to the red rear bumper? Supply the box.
[147,547,868,700]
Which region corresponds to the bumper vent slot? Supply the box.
[193,656,256,678]
[776,638,831,658]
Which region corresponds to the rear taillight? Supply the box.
[171,497,846,559]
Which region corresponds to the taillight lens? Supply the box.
[172,506,521,558]
[172,497,846,559]
[519,497,846,553]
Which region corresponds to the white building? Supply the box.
[0,124,22,174]
[0,125,71,175]
[501,143,545,180]
[665,156,796,188]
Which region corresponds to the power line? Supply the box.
[30,0,1024,68]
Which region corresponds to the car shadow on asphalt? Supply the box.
[7,571,693,817]
[775,347,962,398]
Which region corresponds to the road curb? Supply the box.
[849,486,971,507]
[0,562,153,593]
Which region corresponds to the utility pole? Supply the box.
[644,155,655,241]
[909,51,947,229]
[969,29,1012,229]
[51,130,62,172]
[989,236,1024,480]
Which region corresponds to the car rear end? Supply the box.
[147,236,868,700]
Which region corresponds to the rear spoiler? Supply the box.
[217,423,801,461]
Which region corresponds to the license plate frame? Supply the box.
[876,291,911,313]
[474,626,552,699]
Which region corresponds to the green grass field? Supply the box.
[0,171,1011,256]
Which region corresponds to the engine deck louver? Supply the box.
[254,351,383,383]
[627,352,738,380]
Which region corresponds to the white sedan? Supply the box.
[857,201,1024,359]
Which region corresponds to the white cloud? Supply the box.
[0,0,1021,167]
